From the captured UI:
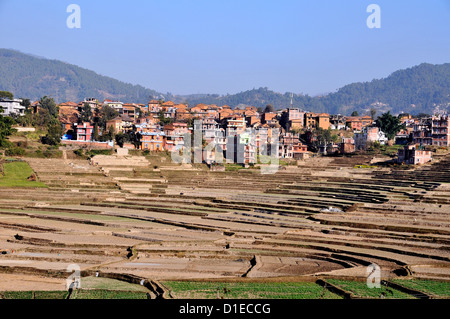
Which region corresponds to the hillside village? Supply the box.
[1,94,449,166]
[1,93,450,299]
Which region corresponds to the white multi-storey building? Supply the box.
[0,98,25,116]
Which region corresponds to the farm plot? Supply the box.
[162,281,342,299]
[70,290,149,299]
[0,153,449,298]
[0,161,47,188]
[391,278,450,298]
[325,279,416,299]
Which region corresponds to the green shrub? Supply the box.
[74,149,84,157]
[86,149,112,157]
[43,149,62,158]
[5,146,25,156]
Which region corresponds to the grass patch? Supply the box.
[381,145,404,157]
[225,163,247,171]
[353,164,376,169]
[326,279,416,299]
[0,289,148,299]
[34,291,69,299]
[70,289,148,299]
[0,161,47,188]
[0,291,34,299]
[391,279,450,298]
[0,290,68,299]
[81,276,150,292]
[162,281,341,299]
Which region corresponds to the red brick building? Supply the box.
[76,122,94,141]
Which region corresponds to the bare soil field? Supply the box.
[0,153,449,298]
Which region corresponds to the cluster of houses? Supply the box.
[2,96,449,165]
[395,113,450,165]
[55,98,392,163]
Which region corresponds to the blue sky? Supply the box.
[0,0,449,95]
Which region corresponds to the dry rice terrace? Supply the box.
[0,151,449,298]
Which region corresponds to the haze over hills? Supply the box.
[0,48,449,115]
[0,49,162,105]
[177,63,450,115]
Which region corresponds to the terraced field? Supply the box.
[0,152,449,298]
[162,281,341,299]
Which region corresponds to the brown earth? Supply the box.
[0,152,449,296]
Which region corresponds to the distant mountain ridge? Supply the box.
[175,63,450,115]
[0,49,161,104]
[1,48,449,115]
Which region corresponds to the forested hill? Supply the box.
[0,49,162,103]
[178,63,450,115]
[323,63,450,115]
[1,48,449,115]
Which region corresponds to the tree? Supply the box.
[98,105,119,130]
[33,108,53,127]
[41,123,63,146]
[315,128,339,146]
[39,96,59,119]
[375,111,405,140]
[279,111,289,130]
[416,113,431,119]
[20,98,31,110]
[93,107,101,124]
[135,107,143,119]
[80,103,93,123]
[158,109,173,125]
[264,104,275,113]
[93,123,99,141]
[351,110,359,116]
[129,131,142,149]
[370,108,377,120]
[0,108,15,147]
[108,125,116,139]
[10,98,32,127]
[115,132,127,148]
[0,91,14,100]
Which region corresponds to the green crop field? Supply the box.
[326,279,417,299]
[70,289,149,299]
[162,281,342,299]
[0,161,47,188]
[0,291,68,299]
[0,288,147,300]
[81,276,150,292]
[391,279,450,298]
[0,291,34,299]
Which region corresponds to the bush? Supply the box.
[74,149,84,157]
[15,140,28,148]
[42,149,61,158]
[86,149,112,157]
[5,146,25,156]
[28,148,61,158]
[41,124,63,146]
